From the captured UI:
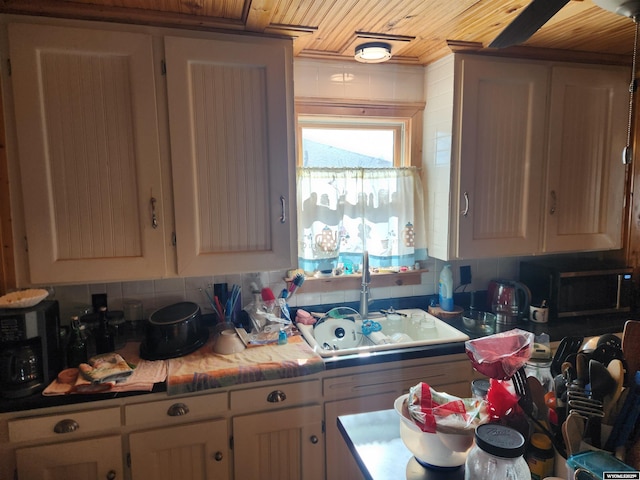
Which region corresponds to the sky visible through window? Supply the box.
[301,128,394,168]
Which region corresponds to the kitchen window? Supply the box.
[295,100,427,273]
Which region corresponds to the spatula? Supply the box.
[563,412,586,457]
[604,359,625,423]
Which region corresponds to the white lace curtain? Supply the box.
[296,167,427,272]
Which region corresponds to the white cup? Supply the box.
[529,305,549,323]
[414,312,436,338]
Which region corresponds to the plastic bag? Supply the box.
[486,378,519,418]
[465,328,534,380]
[407,382,488,434]
[485,378,531,439]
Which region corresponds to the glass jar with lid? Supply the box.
[465,424,529,480]
[525,358,555,394]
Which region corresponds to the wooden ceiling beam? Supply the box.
[245,0,278,32]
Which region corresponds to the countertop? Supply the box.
[1,309,635,413]
[337,409,464,480]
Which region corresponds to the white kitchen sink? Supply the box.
[298,308,469,357]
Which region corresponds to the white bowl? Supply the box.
[394,394,474,468]
[212,329,246,355]
[0,289,49,308]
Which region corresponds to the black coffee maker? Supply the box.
[0,300,61,398]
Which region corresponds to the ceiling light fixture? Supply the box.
[354,42,392,63]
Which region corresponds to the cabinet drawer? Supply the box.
[8,406,120,443]
[230,380,321,412]
[124,392,227,426]
[324,360,473,400]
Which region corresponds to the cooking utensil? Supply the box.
[551,336,584,377]
[527,375,548,423]
[512,367,566,458]
[563,412,586,457]
[597,334,622,350]
[603,359,624,423]
[622,320,640,386]
[576,353,589,387]
[589,360,616,401]
[590,343,625,367]
[604,371,640,452]
[140,302,208,360]
[587,359,615,447]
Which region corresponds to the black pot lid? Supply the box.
[149,302,200,325]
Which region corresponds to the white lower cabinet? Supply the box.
[129,419,229,480]
[125,393,230,480]
[323,354,474,480]
[232,405,324,480]
[6,406,123,480]
[16,435,123,480]
[230,380,324,480]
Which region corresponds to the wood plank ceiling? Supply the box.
[0,0,636,66]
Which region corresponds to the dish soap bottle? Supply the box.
[438,264,454,311]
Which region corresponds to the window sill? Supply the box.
[286,269,427,294]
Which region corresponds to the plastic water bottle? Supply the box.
[438,264,454,311]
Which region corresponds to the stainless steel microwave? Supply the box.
[520,259,633,319]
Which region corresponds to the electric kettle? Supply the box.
[488,279,531,325]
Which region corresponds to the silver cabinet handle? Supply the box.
[550,190,557,215]
[106,470,116,480]
[54,419,79,434]
[267,390,286,402]
[213,451,224,462]
[167,402,189,416]
[310,435,319,444]
[279,196,286,224]
[150,197,158,229]
[461,191,469,217]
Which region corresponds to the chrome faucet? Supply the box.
[359,251,371,319]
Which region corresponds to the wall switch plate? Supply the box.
[460,265,472,285]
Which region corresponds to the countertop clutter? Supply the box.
[338,322,640,480]
[0,300,636,413]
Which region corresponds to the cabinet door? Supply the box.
[325,392,400,480]
[455,56,548,258]
[544,65,628,252]
[164,35,296,276]
[232,405,324,480]
[129,419,229,480]
[16,435,122,480]
[8,23,166,284]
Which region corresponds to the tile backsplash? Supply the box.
[50,257,520,324]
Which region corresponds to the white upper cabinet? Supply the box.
[424,54,628,260]
[164,35,296,276]
[455,56,549,258]
[544,65,628,252]
[8,23,167,284]
[5,20,296,284]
